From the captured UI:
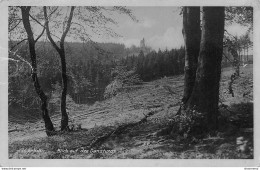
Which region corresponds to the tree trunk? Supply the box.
[43,6,74,131]
[21,7,55,136]
[247,47,248,62]
[183,7,225,132]
[243,46,245,64]
[234,50,240,76]
[59,49,69,131]
[182,7,201,104]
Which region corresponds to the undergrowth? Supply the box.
[9,65,253,159]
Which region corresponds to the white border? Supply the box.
[0,0,259,167]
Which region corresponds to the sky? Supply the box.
[103,7,184,51]
[92,7,251,51]
[10,6,252,52]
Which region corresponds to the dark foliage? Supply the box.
[9,41,185,106]
[122,48,185,82]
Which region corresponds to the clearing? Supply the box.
[8,65,253,159]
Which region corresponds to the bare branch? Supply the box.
[60,6,75,49]
[29,13,43,26]
[225,29,237,40]
[35,23,46,43]
[28,12,60,40]
[9,19,22,32]
[48,6,59,19]
[10,38,28,51]
[9,49,32,69]
[43,6,61,53]
[112,6,139,22]
[222,52,233,63]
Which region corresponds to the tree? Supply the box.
[9,6,137,132]
[181,7,201,104]
[239,32,252,64]
[42,6,137,129]
[225,7,253,32]
[224,34,241,76]
[224,7,253,76]
[178,7,225,134]
[20,7,55,136]
[43,6,75,131]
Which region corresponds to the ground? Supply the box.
[8,64,253,159]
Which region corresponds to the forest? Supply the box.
[8,6,253,160]
[9,40,185,106]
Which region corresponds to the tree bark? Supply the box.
[247,46,248,62]
[43,6,74,131]
[21,7,55,136]
[59,49,69,130]
[231,48,240,76]
[182,7,201,104]
[183,7,225,132]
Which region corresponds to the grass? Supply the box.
[9,114,253,159]
[9,65,253,159]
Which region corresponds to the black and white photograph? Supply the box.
[0,0,260,167]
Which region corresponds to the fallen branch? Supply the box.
[8,128,23,132]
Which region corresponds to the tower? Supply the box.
[140,38,145,49]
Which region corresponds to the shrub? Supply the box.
[104,66,143,98]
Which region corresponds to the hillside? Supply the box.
[8,65,253,159]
